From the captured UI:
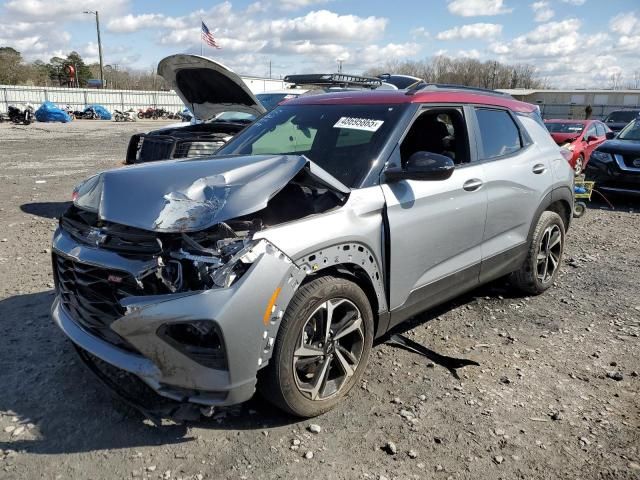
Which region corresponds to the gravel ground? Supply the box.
[0,120,638,480]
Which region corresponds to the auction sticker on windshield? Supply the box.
[334,117,384,132]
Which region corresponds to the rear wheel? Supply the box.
[511,211,565,295]
[260,276,373,417]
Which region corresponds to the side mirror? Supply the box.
[605,131,616,140]
[385,151,455,182]
[586,135,598,143]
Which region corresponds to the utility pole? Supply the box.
[84,10,104,88]
[337,58,344,73]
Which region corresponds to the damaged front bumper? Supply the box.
[51,227,303,407]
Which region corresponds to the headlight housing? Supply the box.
[590,150,614,163]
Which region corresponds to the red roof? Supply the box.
[287,89,537,113]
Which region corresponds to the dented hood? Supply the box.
[73,155,349,232]
[158,54,266,121]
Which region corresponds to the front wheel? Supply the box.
[510,211,565,295]
[260,276,374,417]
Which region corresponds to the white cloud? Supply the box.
[410,27,430,39]
[436,23,502,40]
[560,0,586,5]
[447,0,512,17]
[531,1,554,22]
[277,0,330,11]
[107,13,187,33]
[4,0,128,19]
[609,12,638,36]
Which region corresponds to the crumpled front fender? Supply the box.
[109,240,305,403]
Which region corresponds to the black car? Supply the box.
[602,109,640,132]
[585,119,640,196]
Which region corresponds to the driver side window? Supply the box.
[400,108,470,166]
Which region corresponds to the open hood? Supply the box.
[73,155,349,233]
[158,54,266,121]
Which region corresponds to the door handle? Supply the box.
[463,179,483,191]
[532,163,547,174]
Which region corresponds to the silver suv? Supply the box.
[52,87,574,417]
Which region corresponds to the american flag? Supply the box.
[201,21,221,49]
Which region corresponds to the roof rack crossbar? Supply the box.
[284,73,382,89]
[405,82,512,98]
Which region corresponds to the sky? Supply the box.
[1,0,639,88]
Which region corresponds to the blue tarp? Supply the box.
[84,104,111,120]
[35,101,71,123]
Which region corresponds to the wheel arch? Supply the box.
[294,242,388,337]
[528,187,573,245]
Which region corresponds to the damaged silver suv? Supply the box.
[52,86,574,417]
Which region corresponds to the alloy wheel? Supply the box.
[574,157,583,175]
[293,298,365,401]
[536,224,562,283]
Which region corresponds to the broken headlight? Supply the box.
[211,240,264,288]
[165,238,266,291]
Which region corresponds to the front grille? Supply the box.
[138,136,175,162]
[54,253,143,350]
[172,140,225,159]
[60,205,162,256]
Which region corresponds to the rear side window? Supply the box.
[475,108,522,160]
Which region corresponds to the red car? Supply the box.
[544,119,611,175]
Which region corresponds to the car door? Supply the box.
[381,106,488,326]
[471,107,552,283]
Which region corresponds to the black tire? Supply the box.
[573,202,587,218]
[511,211,565,295]
[260,276,374,417]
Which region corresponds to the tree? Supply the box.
[0,46,24,85]
[365,56,547,90]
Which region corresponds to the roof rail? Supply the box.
[406,82,513,98]
[283,73,382,89]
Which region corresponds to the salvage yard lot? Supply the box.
[0,121,638,480]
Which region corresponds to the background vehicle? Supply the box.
[6,104,34,125]
[545,119,610,174]
[603,109,640,132]
[53,86,573,418]
[585,118,640,196]
[126,54,266,164]
[113,109,137,122]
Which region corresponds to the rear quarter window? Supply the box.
[475,108,522,159]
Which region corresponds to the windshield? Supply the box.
[604,111,639,123]
[545,122,585,134]
[618,119,640,141]
[256,93,300,111]
[217,103,408,188]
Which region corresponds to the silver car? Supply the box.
[52,87,574,418]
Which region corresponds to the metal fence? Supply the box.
[538,103,637,121]
[0,77,286,113]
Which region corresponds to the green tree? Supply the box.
[0,46,23,84]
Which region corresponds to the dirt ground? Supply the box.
[0,120,638,480]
